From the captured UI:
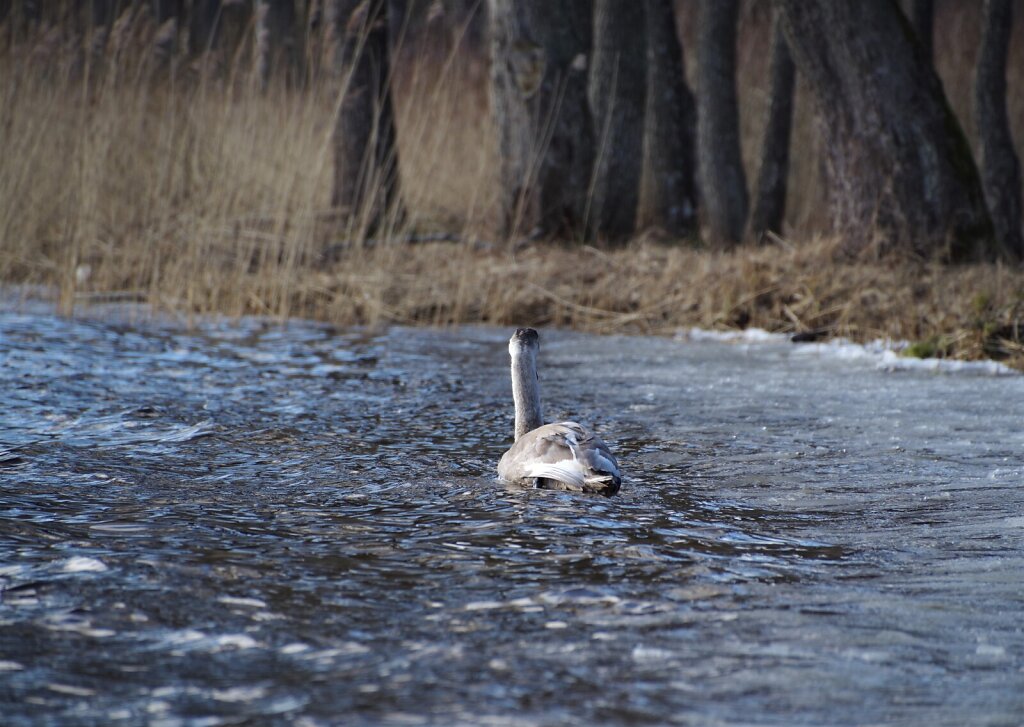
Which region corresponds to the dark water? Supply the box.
[2,300,1023,726]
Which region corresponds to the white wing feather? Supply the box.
[522,459,587,489]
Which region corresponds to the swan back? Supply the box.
[498,421,621,496]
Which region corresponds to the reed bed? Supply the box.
[290,236,1024,366]
[1,6,1023,370]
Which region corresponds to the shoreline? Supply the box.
[7,236,1023,373]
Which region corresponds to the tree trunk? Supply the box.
[639,0,697,238]
[441,0,486,53]
[488,0,594,240]
[153,0,184,25]
[219,1,252,65]
[777,0,997,262]
[310,0,346,81]
[254,0,299,88]
[749,12,795,241]
[587,1,646,241]
[908,0,933,63]
[188,0,219,55]
[90,0,119,27]
[331,0,401,236]
[975,0,1023,260]
[697,0,747,248]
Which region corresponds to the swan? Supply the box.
[497,328,622,496]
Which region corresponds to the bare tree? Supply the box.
[441,0,487,53]
[588,1,646,241]
[777,0,997,261]
[90,0,119,28]
[749,12,795,241]
[154,0,184,25]
[697,0,747,247]
[488,0,594,239]
[975,0,1022,259]
[187,0,218,55]
[908,0,933,62]
[254,0,299,88]
[308,0,347,81]
[639,0,697,237]
[332,0,401,236]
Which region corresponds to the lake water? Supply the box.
[2,299,1023,726]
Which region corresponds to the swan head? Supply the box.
[509,327,540,358]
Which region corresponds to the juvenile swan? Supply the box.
[497,328,621,495]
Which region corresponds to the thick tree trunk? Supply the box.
[311,0,347,79]
[441,0,486,53]
[188,0,219,55]
[90,0,118,27]
[331,0,401,236]
[749,13,795,241]
[587,1,646,241]
[219,1,252,64]
[697,0,747,248]
[778,0,996,262]
[254,0,298,88]
[909,0,933,63]
[154,0,184,25]
[639,0,697,237]
[488,0,594,239]
[975,0,1023,260]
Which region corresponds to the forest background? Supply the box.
[1,0,1023,367]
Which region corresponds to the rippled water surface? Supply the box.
[2,299,1023,726]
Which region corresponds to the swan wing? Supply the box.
[522,459,587,489]
[498,421,621,494]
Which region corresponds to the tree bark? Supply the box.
[587,1,646,241]
[153,0,184,25]
[908,0,933,63]
[188,0,219,55]
[777,0,997,262]
[441,0,486,53]
[639,0,697,237]
[331,0,401,236]
[697,0,747,248]
[749,12,795,241]
[488,0,595,240]
[254,0,299,88]
[310,0,346,80]
[90,0,119,27]
[975,0,1023,260]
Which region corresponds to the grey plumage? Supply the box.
[497,329,622,496]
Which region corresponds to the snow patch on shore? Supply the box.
[677,327,1019,376]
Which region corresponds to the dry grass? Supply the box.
[2,6,1023,370]
[286,236,1024,368]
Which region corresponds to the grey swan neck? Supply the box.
[511,347,544,441]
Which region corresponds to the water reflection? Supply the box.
[1,300,1023,725]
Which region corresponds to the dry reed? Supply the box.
[1,5,1023,370]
